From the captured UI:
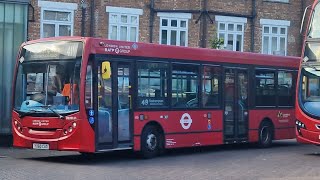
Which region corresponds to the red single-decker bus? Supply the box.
[296,0,320,145]
[12,37,300,158]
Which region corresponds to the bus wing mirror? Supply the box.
[101,61,111,80]
[300,5,312,35]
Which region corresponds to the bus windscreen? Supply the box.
[14,41,83,116]
[308,1,320,38]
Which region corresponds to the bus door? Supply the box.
[96,61,133,150]
[223,68,249,143]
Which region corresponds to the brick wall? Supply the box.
[29,0,305,57]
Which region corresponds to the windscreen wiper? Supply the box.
[17,109,42,118]
[35,105,65,119]
[303,62,320,71]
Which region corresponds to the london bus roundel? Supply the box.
[180,113,193,130]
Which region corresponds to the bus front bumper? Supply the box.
[296,127,320,145]
[12,123,94,152]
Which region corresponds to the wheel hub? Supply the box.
[146,133,157,151]
[261,126,270,143]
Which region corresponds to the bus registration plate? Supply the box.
[32,143,49,150]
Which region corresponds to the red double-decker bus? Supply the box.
[12,37,299,158]
[296,0,320,145]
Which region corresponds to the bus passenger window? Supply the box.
[202,66,220,107]
[278,71,294,106]
[172,64,199,108]
[137,62,168,108]
[255,70,276,106]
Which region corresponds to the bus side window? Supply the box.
[202,66,220,107]
[137,62,169,108]
[278,71,294,106]
[172,64,199,108]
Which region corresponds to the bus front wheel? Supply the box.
[258,121,273,148]
[140,125,163,159]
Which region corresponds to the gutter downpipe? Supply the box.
[90,0,95,37]
[149,0,155,43]
[251,0,256,52]
[200,0,208,48]
[81,2,86,37]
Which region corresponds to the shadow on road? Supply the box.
[22,140,299,165]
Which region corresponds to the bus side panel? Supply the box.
[165,132,223,149]
[248,109,296,142]
[133,110,223,150]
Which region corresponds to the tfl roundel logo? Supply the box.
[180,113,192,130]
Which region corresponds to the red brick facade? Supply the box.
[28,0,317,57]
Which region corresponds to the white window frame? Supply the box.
[215,15,247,52]
[157,12,191,47]
[260,19,290,56]
[106,6,143,42]
[39,1,77,38]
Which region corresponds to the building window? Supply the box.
[106,6,143,42]
[215,16,247,51]
[158,13,191,46]
[261,19,290,56]
[39,1,77,38]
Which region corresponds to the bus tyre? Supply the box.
[141,125,162,159]
[258,121,273,148]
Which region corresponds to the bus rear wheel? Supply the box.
[140,125,163,159]
[258,121,273,148]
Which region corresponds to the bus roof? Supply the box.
[23,36,301,69]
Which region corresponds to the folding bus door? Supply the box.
[223,68,249,143]
[96,60,133,151]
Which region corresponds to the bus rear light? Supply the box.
[139,114,144,120]
[14,120,18,126]
[68,126,73,132]
[72,122,77,128]
[63,129,68,135]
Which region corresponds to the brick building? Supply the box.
[27,0,315,57]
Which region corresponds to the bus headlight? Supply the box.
[296,120,306,136]
[296,120,306,129]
